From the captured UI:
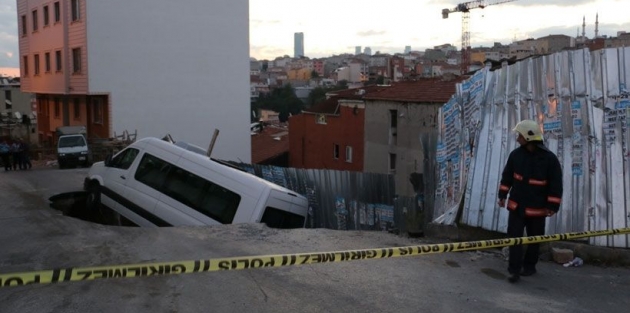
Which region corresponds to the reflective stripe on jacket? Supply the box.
[498,143,563,217]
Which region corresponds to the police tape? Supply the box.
[1,227,630,288]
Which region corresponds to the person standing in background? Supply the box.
[19,138,32,170]
[0,140,11,171]
[10,139,22,171]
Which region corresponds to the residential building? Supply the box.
[390,56,405,82]
[289,86,387,172]
[605,32,630,48]
[294,32,305,58]
[537,34,575,53]
[404,46,411,54]
[363,78,462,197]
[509,39,537,59]
[312,59,324,77]
[287,68,311,81]
[355,46,362,55]
[1,77,36,141]
[364,47,372,56]
[258,109,279,123]
[17,0,250,162]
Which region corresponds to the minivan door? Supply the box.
[126,150,181,227]
[101,148,143,223]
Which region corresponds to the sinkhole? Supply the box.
[49,191,137,226]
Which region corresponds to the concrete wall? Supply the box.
[364,100,440,197]
[86,0,250,162]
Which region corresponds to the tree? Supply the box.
[306,87,328,107]
[253,84,303,122]
[376,75,385,85]
[310,70,319,79]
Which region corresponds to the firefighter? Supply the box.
[498,119,563,283]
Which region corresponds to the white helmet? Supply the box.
[513,120,543,141]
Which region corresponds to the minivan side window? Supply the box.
[135,154,171,190]
[134,153,241,223]
[110,148,139,170]
[197,180,241,224]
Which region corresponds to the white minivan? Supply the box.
[84,137,308,228]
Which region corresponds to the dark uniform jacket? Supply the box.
[498,143,563,217]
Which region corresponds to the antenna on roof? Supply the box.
[207,129,220,158]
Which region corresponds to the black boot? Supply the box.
[521,268,537,276]
[508,273,520,283]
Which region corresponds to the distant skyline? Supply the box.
[1,0,629,74]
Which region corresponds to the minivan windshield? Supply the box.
[59,136,86,148]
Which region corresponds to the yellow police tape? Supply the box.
[1,227,630,288]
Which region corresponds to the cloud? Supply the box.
[527,21,630,39]
[513,0,593,7]
[357,30,386,37]
[250,45,289,60]
[251,19,281,27]
[0,2,19,68]
[431,0,593,7]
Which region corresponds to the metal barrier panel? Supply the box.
[433,47,630,248]
[231,163,400,232]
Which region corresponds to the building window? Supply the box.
[45,52,51,72]
[93,98,103,124]
[55,50,62,72]
[389,153,396,172]
[34,54,40,75]
[345,146,353,163]
[54,2,60,23]
[71,0,81,21]
[54,98,60,119]
[38,98,45,114]
[21,15,27,35]
[72,48,81,73]
[43,5,49,26]
[389,109,398,145]
[4,90,11,110]
[316,114,326,124]
[73,98,80,119]
[32,10,38,32]
[333,144,339,159]
[390,109,398,128]
[22,55,28,76]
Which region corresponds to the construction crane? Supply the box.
[442,0,517,74]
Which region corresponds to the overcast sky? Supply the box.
[1,0,629,75]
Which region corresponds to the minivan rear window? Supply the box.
[261,207,305,229]
[135,153,241,224]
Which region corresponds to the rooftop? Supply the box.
[363,77,464,103]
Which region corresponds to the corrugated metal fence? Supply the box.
[230,163,411,232]
[432,47,630,248]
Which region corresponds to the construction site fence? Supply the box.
[430,47,630,248]
[228,163,420,233]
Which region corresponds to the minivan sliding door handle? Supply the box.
[120,175,126,180]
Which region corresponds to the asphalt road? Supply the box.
[1,167,630,313]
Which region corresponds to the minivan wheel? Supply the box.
[86,183,101,211]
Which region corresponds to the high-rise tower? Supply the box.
[294,32,304,58]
